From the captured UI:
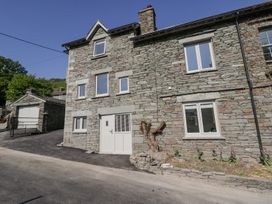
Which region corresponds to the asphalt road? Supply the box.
[0,148,271,204]
[0,130,134,170]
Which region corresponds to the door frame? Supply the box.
[99,113,133,155]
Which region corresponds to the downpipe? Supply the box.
[235,12,264,159]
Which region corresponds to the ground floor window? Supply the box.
[183,102,219,137]
[115,114,130,132]
[73,116,87,132]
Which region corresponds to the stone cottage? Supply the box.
[62,2,272,161]
[10,90,65,133]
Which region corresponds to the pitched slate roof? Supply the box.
[62,1,272,49]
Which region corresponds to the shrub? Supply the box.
[228,147,237,163]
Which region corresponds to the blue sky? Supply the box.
[0,0,265,79]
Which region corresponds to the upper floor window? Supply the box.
[119,77,129,94]
[73,116,87,133]
[77,84,86,99]
[259,28,272,62]
[184,40,215,73]
[93,39,106,56]
[183,102,220,137]
[96,73,109,96]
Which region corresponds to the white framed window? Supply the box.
[77,84,86,99]
[115,114,131,132]
[184,40,216,73]
[259,28,272,62]
[93,39,106,56]
[96,73,109,96]
[183,102,220,138]
[73,116,87,132]
[119,77,129,94]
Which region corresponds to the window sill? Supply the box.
[185,68,217,75]
[72,130,87,134]
[116,92,131,96]
[75,97,87,101]
[91,54,107,60]
[183,135,225,140]
[91,94,110,99]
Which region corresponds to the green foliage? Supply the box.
[260,149,272,166]
[0,56,27,74]
[0,56,27,106]
[174,150,181,157]
[197,148,204,162]
[6,74,53,101]
[49,78,66,91]
[228,147,237,163]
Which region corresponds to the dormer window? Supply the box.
[93,39,106,56]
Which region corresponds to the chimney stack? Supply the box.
[138,5,156,34]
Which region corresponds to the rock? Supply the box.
[85,150,95,154]
[161,163,173,169]
[56,142,64,147]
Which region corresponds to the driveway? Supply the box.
[0,147,271,204]
[0,129,134,170]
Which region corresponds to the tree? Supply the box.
[0,56,27,106]
[6,74,53,102]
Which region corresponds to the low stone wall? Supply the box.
[159,167,272,191]
[130,153,272,191]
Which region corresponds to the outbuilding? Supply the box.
[10,90,65,133]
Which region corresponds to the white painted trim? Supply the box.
[93,38,106,57]
[119,77,129,94]
[73,116,87,132]
[95,73,109,97]
[77,83,87,99]
[184,40,216,74]
[86,20,108,40]
[179,32,214,44]
[182,102,221,138]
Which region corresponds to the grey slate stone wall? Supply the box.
[64,13,272,161]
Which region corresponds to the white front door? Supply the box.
[18,105,40,129]
[100,114,132,155]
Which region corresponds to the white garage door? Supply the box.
[100,114,132,155]
[18,105,40,129]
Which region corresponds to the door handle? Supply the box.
[110,129,113,134]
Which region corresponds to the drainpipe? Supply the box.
[235,12,264,159]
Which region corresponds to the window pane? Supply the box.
[263,46,272,61]
[75,118,80,129]
[121,115,125,131]
[199,42,213,69]
[82,117,87,129]
[201,107,217,132]
[78,84,85,97]
[120,78,128,92]
[94,40,105,55]
[97,73,108,95]
[185,108,199,133]
[125,114,130,131]
[118,115,121,132]
[186,45,198,71]
[260,31,269,45]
